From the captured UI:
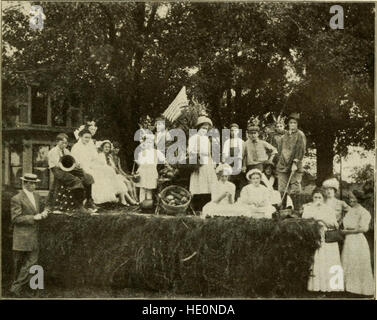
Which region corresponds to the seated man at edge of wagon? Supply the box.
[46,133,97,214]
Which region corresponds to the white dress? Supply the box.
[202,181,236,217]
[188,133,217,195]
[135,148,165,189]
[71,140,122,204]
[341,204,374,295]
[235,184,276,218]
[302,202,344,292]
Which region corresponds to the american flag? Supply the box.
[162,86,189,122]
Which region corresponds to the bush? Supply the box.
[0,213,322,298]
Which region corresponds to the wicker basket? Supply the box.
[159,185,192,215]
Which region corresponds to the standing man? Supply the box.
[47,133,97,213]
[10,173,48,297]
[276,112,306,194]
[242,124,278,173]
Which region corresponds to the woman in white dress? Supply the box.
[341,192,374,296]
[236,168,276,218]
[98,140,138,206]
[188,116,217,212]
[202,163,236,217]
[71,128,129,205]
[302,188,344,292]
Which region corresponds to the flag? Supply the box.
[163,86,189,123]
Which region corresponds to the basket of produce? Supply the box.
[159,185,192,215]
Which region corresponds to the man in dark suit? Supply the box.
[10,173,48,297]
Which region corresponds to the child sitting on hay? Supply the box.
[236,168,276,219]
[202,163,236,217]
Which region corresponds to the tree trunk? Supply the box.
[315,132,336,185]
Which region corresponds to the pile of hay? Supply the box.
[35,214,321,297]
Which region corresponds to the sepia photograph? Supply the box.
[1,0,375,302]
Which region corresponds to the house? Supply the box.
[2,84,83,196]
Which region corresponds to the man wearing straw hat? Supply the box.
[10,173,48,297]
[276,112,306,194]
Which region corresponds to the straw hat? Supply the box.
[20,173,40,183]
[246,168,263,181]
[322,178,339,192]
[196,116,213,128]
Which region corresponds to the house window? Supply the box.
[51,98,68,127]
[32,145,50,190]
[9,146,23,189]
[31,87,48,125]
[17,87,29,124]
[69,107,82,128]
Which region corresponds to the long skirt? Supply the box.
[308,242,344,292]
[341,233,374,295]
[189,164,217,195]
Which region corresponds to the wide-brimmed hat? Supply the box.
[215,163,233,176]
[288,112,300,121]
[322,178,339,192]
[196,116,213,128]
[246,168,263,181]
[20,173,40,183]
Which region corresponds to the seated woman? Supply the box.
[202,163,236,218]
[236,168,276,218]
[98,140,138,206]
[261,160,293,210]
[302,187,344,292]
[71,128,130,205]
[341,191,374,296]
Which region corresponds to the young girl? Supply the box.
[98,140,138,206]
[237,168,276,218]
[202,163,236,217]
[302,188,344,292]
[341,192,374,296]
[135,134,167,203]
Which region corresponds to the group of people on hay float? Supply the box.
[9,113,374,297]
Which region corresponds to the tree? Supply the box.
[3,2,374,179]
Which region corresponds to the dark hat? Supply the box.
[20,173,40,183]
[288,112,300,121]
[263,160,275,169]
[247,125,260,132]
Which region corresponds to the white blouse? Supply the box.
[71,140,100,172]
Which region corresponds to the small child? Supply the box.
[135,134,167,203]
[202,163,236,217]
